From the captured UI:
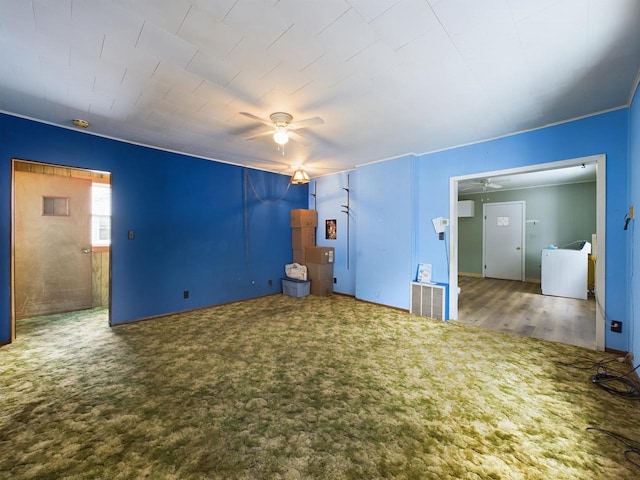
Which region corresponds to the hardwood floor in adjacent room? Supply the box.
[456,275,596,350]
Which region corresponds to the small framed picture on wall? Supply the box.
[326,219,337,240]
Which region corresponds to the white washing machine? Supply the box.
[541,241,591,300]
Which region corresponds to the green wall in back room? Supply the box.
[458,182,596,281]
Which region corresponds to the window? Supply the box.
[43,196,69,216]
[92,183,111,246]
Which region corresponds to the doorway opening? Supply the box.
[10,159,112,342]
[448,154,605,351]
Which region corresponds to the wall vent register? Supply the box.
[410,282,447,320]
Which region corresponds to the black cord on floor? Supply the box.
[556,357,640,399]
[587,427,640,469]
[590,364,640,399]
[555,357,618,371]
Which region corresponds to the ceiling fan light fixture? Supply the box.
[291,168,310,184]
[273,128,289,145]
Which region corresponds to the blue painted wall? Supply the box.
[629,83,640,362]
[318,110,630,351]
[0,113,307,343]
[355,156,417,308]
[413,110,629,351]
[3,103,635,353]
[309,171,357,296]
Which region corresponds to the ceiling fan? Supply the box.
[239,111,324,147]
[460,178,504,192]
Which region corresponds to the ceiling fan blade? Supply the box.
[245,129,275,140]
[289,116,324,130]
[487,183,502,189]
[288,130,311,146]
[239,112,272,126]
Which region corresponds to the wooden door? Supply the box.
[14,171,93,319]
[483,201,525,281]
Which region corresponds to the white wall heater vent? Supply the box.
[410,282,446,320]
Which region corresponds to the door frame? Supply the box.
[482,201,526,281]
[10,158,112,342]
[448,154,606,351]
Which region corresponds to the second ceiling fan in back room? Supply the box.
[459,178,505,193]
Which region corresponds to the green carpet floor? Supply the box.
[1,294,639,479]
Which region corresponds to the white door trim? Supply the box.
[448,154,606,351]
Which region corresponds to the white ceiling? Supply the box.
[1,0,639,178]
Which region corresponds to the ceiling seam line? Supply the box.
[267,23,294,50]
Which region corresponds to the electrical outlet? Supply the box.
[611,321,622,333]
[183,290,189,299]
[268,279,273,286]
[333,277,337,284]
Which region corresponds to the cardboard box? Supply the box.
[310,278,333,296]
[291,209,318,228]
[292,249,305,264]
[292,227,316,249]
[305,246,334,264]
[306,262,333,281]
[282,278,310,297]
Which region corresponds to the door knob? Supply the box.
[516,246,521,250]
[82,248,91,254]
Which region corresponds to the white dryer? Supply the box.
[541,241,591,300]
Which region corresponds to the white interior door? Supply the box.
[483,201,525,281]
